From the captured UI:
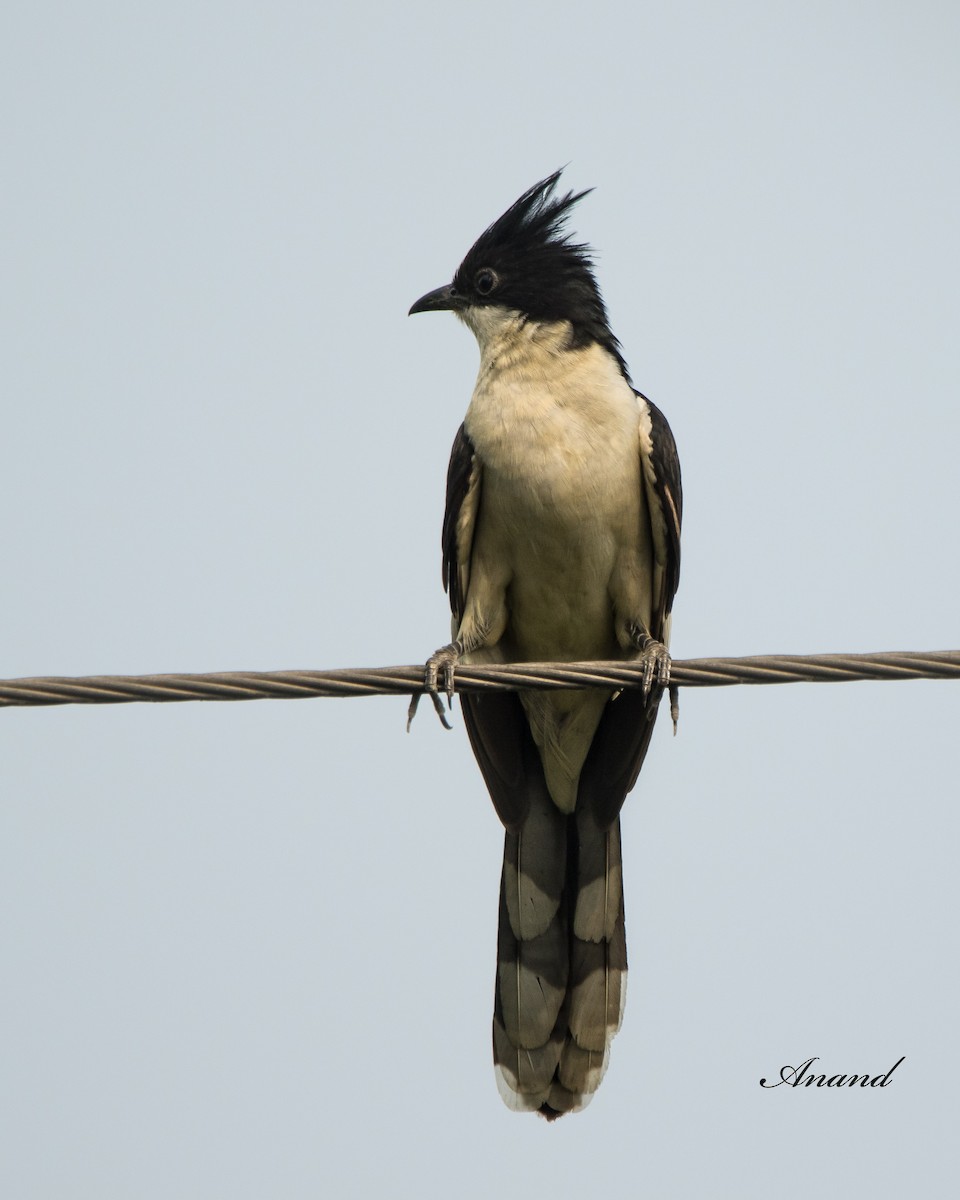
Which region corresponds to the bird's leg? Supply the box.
[406,639,463,732]
[626,622,671,697]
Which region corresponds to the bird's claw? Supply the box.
[406,689,451,732]
[635,636,671,698]
[424,641,460,705]
[669,683,680,735]
[406,641,462,732]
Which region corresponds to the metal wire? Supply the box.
[1,650,958,709]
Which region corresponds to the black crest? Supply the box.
[453,170,628,377]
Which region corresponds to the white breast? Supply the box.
[462,310,647,663]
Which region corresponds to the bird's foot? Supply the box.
[406,641,462,732]
[425,640,461,705]
[628,626,671,697]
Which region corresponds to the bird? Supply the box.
[408,170,682,1119]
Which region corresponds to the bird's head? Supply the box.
[409,169,626,372]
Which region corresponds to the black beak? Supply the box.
[409,284,463,315]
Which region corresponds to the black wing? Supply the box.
[643,393,683,631]
[441,423,477,621]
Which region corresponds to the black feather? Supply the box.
[441,423,476,618]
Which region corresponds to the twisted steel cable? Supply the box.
[1,650,958,709]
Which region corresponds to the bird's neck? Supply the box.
[463,314,637,482]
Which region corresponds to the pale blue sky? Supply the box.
[2,3,959,1196]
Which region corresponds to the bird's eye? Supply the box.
[475,269,498,296]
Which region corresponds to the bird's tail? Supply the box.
[492,789,627,1119]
